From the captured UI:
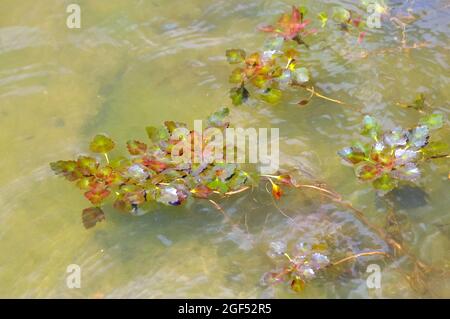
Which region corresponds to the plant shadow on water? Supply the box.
[387,185,430,210]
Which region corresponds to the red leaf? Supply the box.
[84,182,110,205]
[127,140,147,155]
[358,31,366,44]
[142,158,168,173]
[291,6,301,23]
[190,185,213,199]
[82,207,105,229]
[272,183,283,200]
[277,174,296,186]
[259,6,311,40]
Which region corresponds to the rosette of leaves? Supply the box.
[317,7,367,43]
[338,114,447,194]
[258,6,315,45]
[226,46,310,106]
[50,108,265,229]
[263,242,330,293]
[225,6,315,106]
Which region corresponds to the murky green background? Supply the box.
[0,0,449,298]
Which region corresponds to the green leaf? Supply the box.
[421,141,449,157]
[82,207,105,229]
[361,115,380,140]
[76,176,94,190]
[226,170,249,189]
[230,86,249,106]
[260,87,282,104]
[318,12,328,28]
[332,7,351,23]
[164,121,186,134]
[251,74,269,89]
[293,67,310,83]
[372,174,397,193]
[394,148,417,165]
[419,113,444,130]
[298,6,308,17]
[408,93,426,110]
[207,107,230,127]
[355,163,379,181]
[146,126,170,143]
[226,49,246,64]
[207,177,229,193]
[383,128,408,147]
[77,156,98,176]
[391,163,420,181]
[291,276,305,292]
[50,160,81,181]
[89,134,115,154]
[338,146,366,164]
[229,68,244,84]
[408,125,429,148]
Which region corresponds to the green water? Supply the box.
[0,0,449,298]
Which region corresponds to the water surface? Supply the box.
[0,0,449,298]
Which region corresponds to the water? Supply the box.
[0,0,449,298]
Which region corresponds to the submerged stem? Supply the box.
[330,251,390,267]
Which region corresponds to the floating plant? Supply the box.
[338,113,447,194]
[226,6,315,106]
[50,108,296,229]
[224,5,376,107]
[263,242,330,292]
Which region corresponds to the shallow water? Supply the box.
[0,0,449,298]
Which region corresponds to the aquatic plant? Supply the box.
[338,114,447,194]
[226,6,315,106]
[226,46,311,106]
[262,241,390,292]
[263,242,330,292]
[225,4,376,107]
[50,108,295,228]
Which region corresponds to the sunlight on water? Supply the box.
[0,0,449,298]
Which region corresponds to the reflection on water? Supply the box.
[0,0,449,298]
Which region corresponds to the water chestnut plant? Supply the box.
[338,113,447,194]
[50,108,295,229]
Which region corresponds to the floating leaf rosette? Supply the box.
[262,241,330,292]
[50,108,291,228]
[338,114,447,194]
[225,6,314,106]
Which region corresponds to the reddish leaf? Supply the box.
[142,158,168,173]
[271,182,283,200]
[358,31,366,44]
[260,6,311,40]
[127,140,147,155]
[277,174,296,186]
[190,185,213,199]
[82,207,105,229]
[84,182,111,205]
[355,164,379,181]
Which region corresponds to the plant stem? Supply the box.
[330,251,390,267]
